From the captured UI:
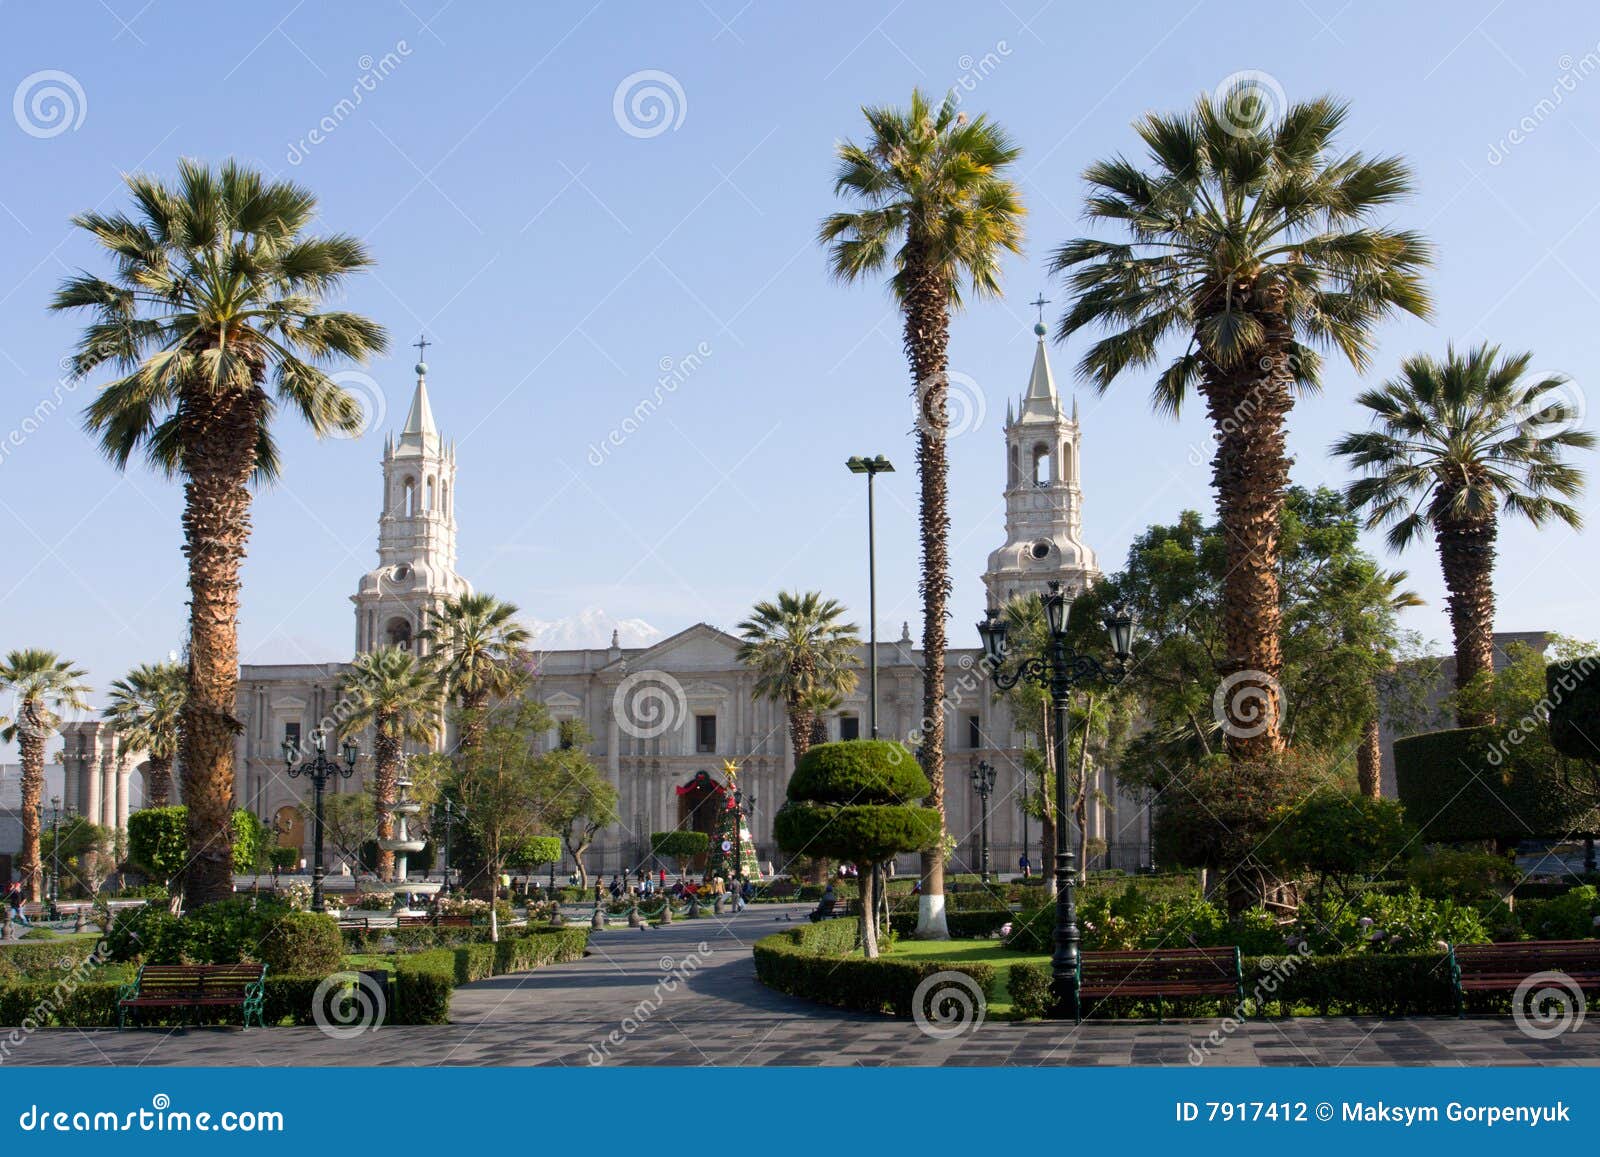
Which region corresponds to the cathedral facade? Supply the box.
[234,332,1151,877]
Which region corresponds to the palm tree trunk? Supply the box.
[786,690,815,767]
[904,245,951,939]
[17,729,44,903]
[456,689,488,758]
[1198,312,1294,762]
[373,723,399,880]
[178,385,261,907]
[146,755,174,808]
[1437,513,1498,725]
[1356,716,1383,798]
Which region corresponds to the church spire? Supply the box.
[401,334,439,448]
[1019,319,1059,419]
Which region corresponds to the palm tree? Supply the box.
[799,685,843,747]
[821,89,1024,927]
[336,646,443,880]
[1051,86,1431,759]
[419,593,532,758]
[736,591,861,766]
[104,661,186,807]
[1334,345,1591,724]
[0,651,90,901]
[52,159,387,905]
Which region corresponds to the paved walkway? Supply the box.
[10,905,1600,1066]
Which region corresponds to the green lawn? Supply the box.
[341,953,398,973]
[880,939,1048,1018]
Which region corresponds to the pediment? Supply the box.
[609,622,742,674]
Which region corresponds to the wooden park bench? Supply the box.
[117,963,268,1029]
[338,916,373,930]
[1077,946,1243,1023]
[1450,940,1600,1016]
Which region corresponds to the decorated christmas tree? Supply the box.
[705,759,761,880]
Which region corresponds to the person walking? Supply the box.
[6,882,27,927]
[1019,853,1031,880]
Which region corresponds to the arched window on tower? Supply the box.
[1060,442,1073,483]
[425,476,436,512]
[403,477,417,517]
[441,480,450,517]
[1008,444,1019,488]
[385,618,413,650]
[1032,442,1052,486]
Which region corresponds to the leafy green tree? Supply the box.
[0,649,90,901]
[54,160,388,905]
[1259,791,1412,901]
[651,830,710,879]
[774,740,941,956]
[540,720,618,889]
[1053,86,1430,758]
[126,805,262,910]
[40,816,114,899]
[335,646,443,879]
[820,90,1025,932]
[1335,345,1592,722]
[104,660,185,806]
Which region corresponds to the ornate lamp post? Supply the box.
[282,730,359,914]
[846,455,894,738]
[977,581,1134,1020]
[970,762,996,883]
[43,796,65,908]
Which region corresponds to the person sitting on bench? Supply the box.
[808,883,837,923]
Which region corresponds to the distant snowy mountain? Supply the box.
[528,607,662,652]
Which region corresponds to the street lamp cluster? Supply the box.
[281,730,360,914]
[970,761,996,883]
[977,580,1135,1020]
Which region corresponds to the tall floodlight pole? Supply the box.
[846,455,895,738]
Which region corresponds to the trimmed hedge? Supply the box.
[0,975,342,1029]
[0,939,109,982]
[391,928,590,1025]
[785,740,929,804]
[888,910,1012,939]
[774,801,943,862]
[752,921,996,1017]
[1393,726,1597,841]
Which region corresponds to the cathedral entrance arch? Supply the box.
[274,805,305,865]
[675,770,723,870]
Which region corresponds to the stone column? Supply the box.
[61,739,79,814]
[115,756,132,832]
[100,742,118,831]
[85,744,103,831]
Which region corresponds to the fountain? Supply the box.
[377,777,440,915]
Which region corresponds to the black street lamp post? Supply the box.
[282,730,360,914]
[43,796,64,908]
[847,455,894,738]
[438,797,456,893]
[977,581,1134,1021]
[970,762,996,883]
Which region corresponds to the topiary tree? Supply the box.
[504,835,563,875]
[1258,790,1413,902]
[1548,659,1600,766]
[773,740,940,956]
[651,830,710,880]
[127,806,270,912]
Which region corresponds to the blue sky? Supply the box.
[3,0,1599,709]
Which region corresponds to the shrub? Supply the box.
[752,927,996,1016]
[650,831,710,865]
[256,911,343,975]
[785,739,929,804]
[1547,658,1600,762]
[394,950,456,1025]
[107,897,340,972]
[1393,726,1598,842]
[1009,962,1053,1019]
[1259,792,1413,883]
[492,928,589,974]
[1004,883,1284,956]
[773,802,942,863]
[1516,885,1600,940]
[1298,889,1489,954]
[0,939,109,982]
[1407,849,1516,902]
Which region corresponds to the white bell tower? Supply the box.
[982,314,1099,609]
[352,337,471,653]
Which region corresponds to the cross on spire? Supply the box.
[1029,294,1050,325]
[413,333,431,360]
